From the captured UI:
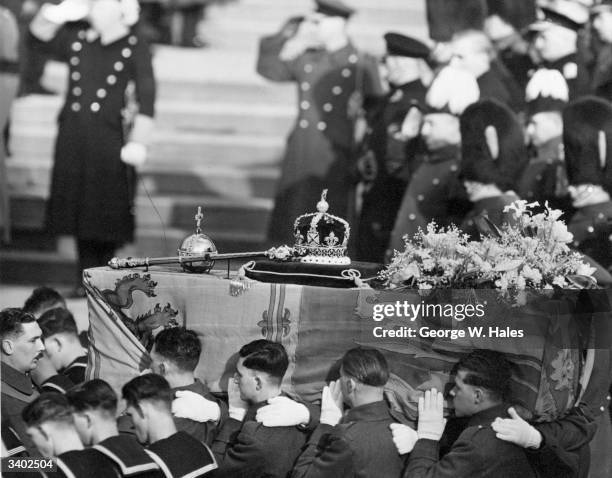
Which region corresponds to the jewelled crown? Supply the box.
[293,190,351,265]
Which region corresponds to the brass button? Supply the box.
[317,121,327,131]
[71,42,82,51]
[323,103,333,112]
[70,56,79,66]
[301,82,310,91]
[97,89,107,99]
[342,68,352,78]
[432,178,440,185]
[107,74,117,85]
[299,119,309,128]
[348,54,358,64]
[304,64,313,73]
[114,61,124,72]
[122,48,132,58]
[409,213,416,220]
[71,71,81,81]
[128,35,137,45]
[90,102,101,113]
[72,87,82,96]
[71,102,81,112]
[300,101,310,110]
[332,86,342,95]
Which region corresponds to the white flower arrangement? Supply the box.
[381,201,597,300]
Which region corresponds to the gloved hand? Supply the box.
[41,0,90,24]
[228,379,248,422]
[320,380,343,426]
[389,423,418,455]
[256,396,310,427]
[417,388,446,441]
[120,142,147,167]
[172,390,221,423]
[492,407,542,449]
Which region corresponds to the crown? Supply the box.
[293,190,351,265]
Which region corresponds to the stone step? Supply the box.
[9,194,272,235]
[10,126,285,166]
[7,158,280,200]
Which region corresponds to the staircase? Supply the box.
[1,0,426,284]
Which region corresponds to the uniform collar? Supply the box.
[342,400,392,423]
[1,361,35,396]
[466,403,510,428]
[425,145,461,163]
[534,137,563,161]
[171,378,210,395]
[544,53,576,70]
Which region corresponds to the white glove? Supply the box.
[492,407,542,449]
[389,423,418,455]
[320,380,344,426]
[172,390,221,422]
[228,379,248,422]
[256,396,310,427]
[417,388,446,441]
[42,0,90,24]
[121,142,147,167]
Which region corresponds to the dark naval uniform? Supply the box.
[93,434,161,478]
[211,397,309,478]
[291,400,408,478]
[517,139,571,214]
[568,201,612,269]
[172,379,228,446]
[147,431,218,478]
[1,362,39,456]
[257,30,383,245]
[356,80,427,262]
[461,192,520,240]
[29,22,155,248]
[404,404,537,478]
[39,354,88,394]
[55,448,122,478]
[388,146,469,253]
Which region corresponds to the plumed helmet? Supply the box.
[525,68,569,116]
[460,99,527,191]
[563,96,612,190]
[425,66,480,116]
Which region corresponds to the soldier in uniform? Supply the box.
[450,29,525,113]
[517,68,571,214]
[122,374,218,478]
[22,392,122,477]
[1,308,45,456]
[256,0,384,245]
[29,0,156,297]
[528,0,590,99]
[355,33,432,263]
[387,66,479,255]
[291,347,409,478]
[563,96,612,270]
[66,379,161,477]
[587,0,612,102]
[459,99,527,239]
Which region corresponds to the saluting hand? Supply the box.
[320,380,344,426]
[228,379,248,422]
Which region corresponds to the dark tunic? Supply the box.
[461,192,520,240]
[0,362,39,456]
[147,431,217,478]
[389,146,469,253]
[94,434,161,477]
[211,397,309,478]
[257,31,383,244]
[291,400,408,478]
[568,201,612,269]
[404,404,537,478]
[39,354,88,394]
[172,379,228,446]
[426,0,486,42]
[55,448,122,478]
[356,80,427,262]
[517,139,571,214]
[30,23,155,245]
[477,61,525,113]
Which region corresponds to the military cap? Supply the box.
[384,33,430,59]
[315,0,355,18]
[563,96,612,188]
[460,99,527,191]
[528,0,589,32]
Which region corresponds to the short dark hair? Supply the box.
[38,308,78,339]
[66,379,117,416]
[341,347,389,387]
[122,374,173,412]
[0,308,37,341]
[22,393,74,428]
[238,340,288,382]
[453,349,513,401]
[23,287,66,315]
[153,328,201,372]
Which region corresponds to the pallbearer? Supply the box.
[459,99,527,239]
[563,96,612,269]
[29,0,156,297]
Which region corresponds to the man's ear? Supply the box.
[1,339,14,355]
[599,130,607,169]
[254,375,263,391]
[346,378,357,395]
[485,125,499,160]
[473,388,484,405]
